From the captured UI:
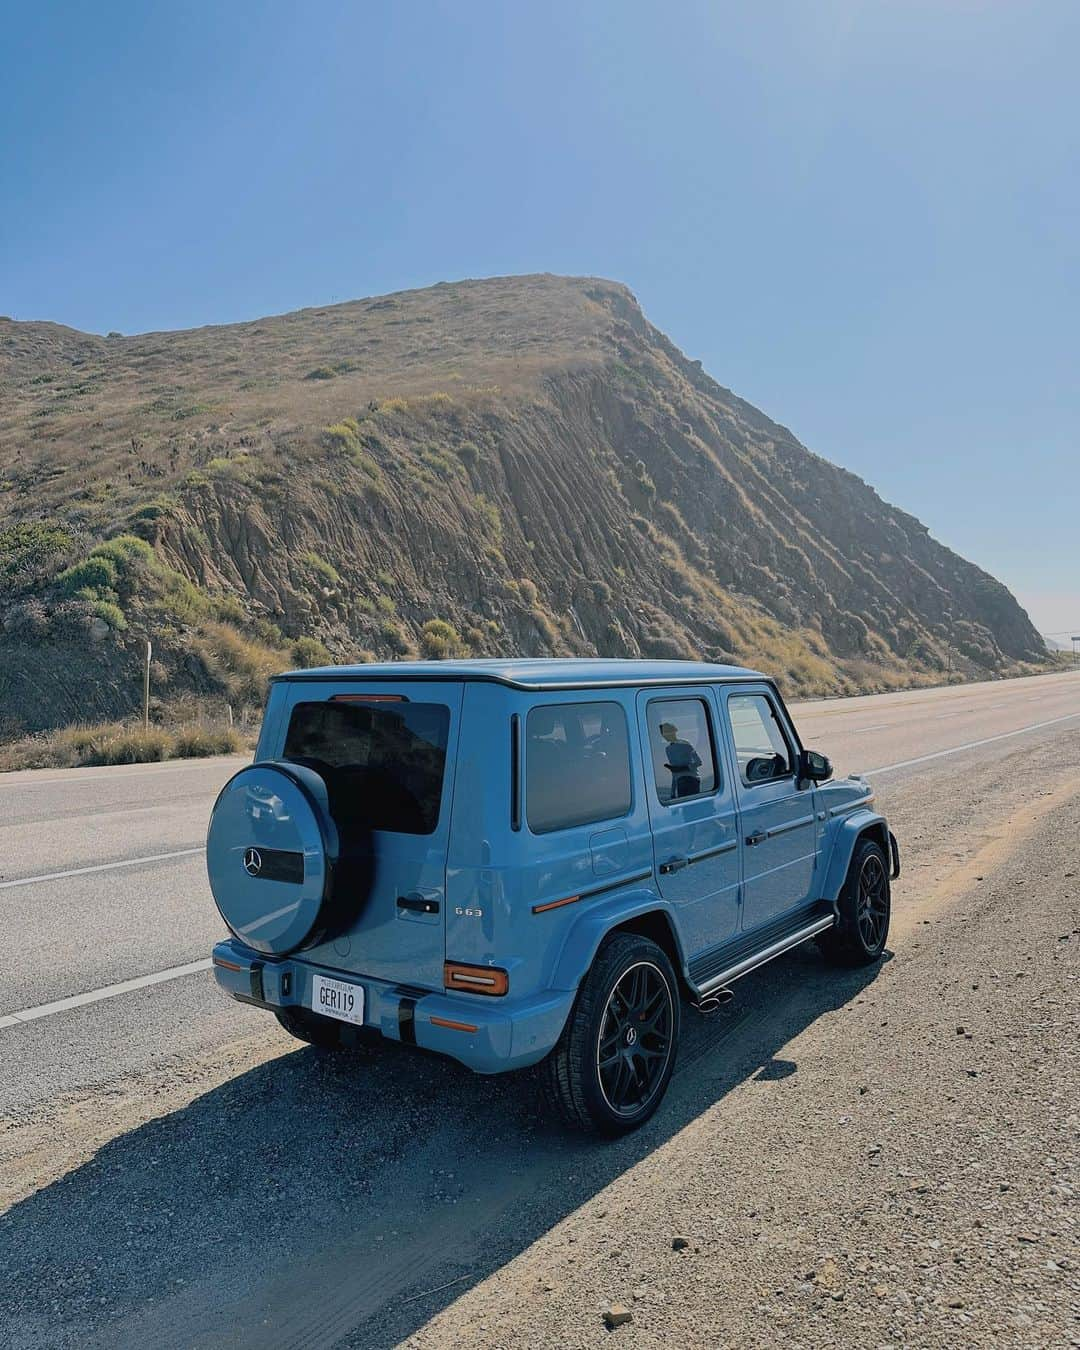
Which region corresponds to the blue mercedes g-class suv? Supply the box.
[208,659,897,1134]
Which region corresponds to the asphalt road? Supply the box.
[1,668,1079,1114]
[1,669,1079,1349]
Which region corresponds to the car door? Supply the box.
[276,679,464,991]
[637,688,740,958]
[723,685,818,932]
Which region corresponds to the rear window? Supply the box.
[283,699,450,835]
[526,701,632,834]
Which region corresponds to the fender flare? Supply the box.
[820,808,890,902]
[548,887,685,992]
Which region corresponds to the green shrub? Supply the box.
[420,447,463,479]
[91,599,127,631]
[212,592,247,624]
[128,496,178,523]
[612,360,648,389]
[325,418,361,450]
[517,578,539,606]
[474,494,503,542]
[455,441,480,467]
[375,593,396,614]
[305,366,337,380]
[56,555,118,596]
[420,618,466,659]
[299,551,341,587]
[92,534,153,564]
[291,635,333,668]
[0,521,74,588]
[152,570,213,624]
[325,420,382,481]
[381,621,411,655]
[206,455,253,482]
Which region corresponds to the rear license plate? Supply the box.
[311,975,365,1026]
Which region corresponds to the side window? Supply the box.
[646,698,718,805]
[526,701,632,833]
[728,693,793,786]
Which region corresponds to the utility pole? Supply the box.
[143,637,152,731]
[1072,636,1080,669]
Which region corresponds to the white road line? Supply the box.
[0,758,246,789]
[851,723,892,733]
[0,958,214,1029]
[863,711,1080,777]
[0,846,205,890]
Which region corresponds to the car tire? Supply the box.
[819,836,891,966]
[542,931,680,1136]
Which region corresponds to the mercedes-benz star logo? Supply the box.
[243,847,263,877]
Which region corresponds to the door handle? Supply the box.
[397,893,440,914]
[659,855,689,875]
[745,830,767,847]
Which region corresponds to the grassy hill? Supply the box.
[0,274,1049,747]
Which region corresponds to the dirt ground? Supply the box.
[401,750,1080,1350]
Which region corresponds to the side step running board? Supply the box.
[694,913,835,997]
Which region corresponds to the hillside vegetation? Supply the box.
[0,274,1047,741]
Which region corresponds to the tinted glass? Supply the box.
[647,698,718,804]
[283,699,450,835]
[728,693,793,785]
[526,701,632,833]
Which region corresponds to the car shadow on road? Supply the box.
[0,947,889,1350]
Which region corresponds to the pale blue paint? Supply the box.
[209,660,890,1073]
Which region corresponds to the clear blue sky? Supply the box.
[3,1,1077,636]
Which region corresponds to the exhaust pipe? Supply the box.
[694,987,735,1015]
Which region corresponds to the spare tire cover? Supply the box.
[207,760,342,955]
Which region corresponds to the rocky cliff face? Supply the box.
[0,275,1045,737]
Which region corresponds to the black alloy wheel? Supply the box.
[856,848,889,951]
[819,835,892,966]
[542,931,681,1135]
[596,961,675,1118]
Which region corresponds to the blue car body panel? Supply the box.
[209,659,895,1074]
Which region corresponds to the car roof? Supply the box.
[276,657,767,691]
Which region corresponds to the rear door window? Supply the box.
[645,697,719,804]
[526,701,632,833]
[283,698,450,835]
[727,693,793,785]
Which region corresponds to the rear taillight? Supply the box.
[330,693,407,703]
[444,961,509,996]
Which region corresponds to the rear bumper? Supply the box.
[212,938,574,1074]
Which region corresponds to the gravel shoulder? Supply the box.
[0,734,1077,1349]
[403,744,1080,1350]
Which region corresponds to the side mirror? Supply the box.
[799,749,832,783]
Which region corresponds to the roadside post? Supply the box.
[144,637,152,731]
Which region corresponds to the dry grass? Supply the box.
[0,719,248,772]
[192,621,290,706]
